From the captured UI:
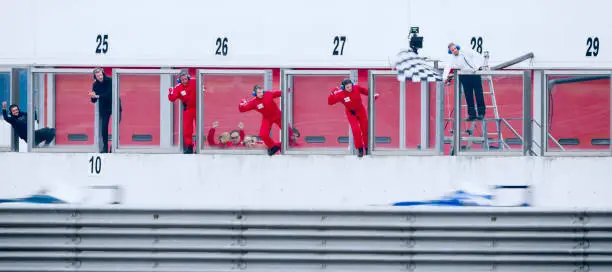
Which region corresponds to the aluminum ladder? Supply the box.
[460,51,511,151]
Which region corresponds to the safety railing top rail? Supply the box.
[491,52,535,70]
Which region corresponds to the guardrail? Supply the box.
[0,206,610,272]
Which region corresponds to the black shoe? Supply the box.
[268,145,280,156]
[357,148,364,157]
[365,148,370,155]
[183,146,194,154]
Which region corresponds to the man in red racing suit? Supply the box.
[168,71,198,154]
[238,84,295,156]
[328,78,379,157]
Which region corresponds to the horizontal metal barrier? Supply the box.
[0,206,610,271]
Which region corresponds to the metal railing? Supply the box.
[453,70,532,156]
[2,61,608,157]
[0,205,610,272]
[27,68,101,153]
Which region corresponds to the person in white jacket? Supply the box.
[443,43,486,121]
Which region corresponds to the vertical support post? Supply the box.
[542,72,549,154]
[46,74,55,130]
[196,70,204,154]
[288,72,294,124]
[348,70,358,153]
[26,68,33,152]
[453,74,462,155]
[93,68,100,151]
[399,79,406,149]
[420,81,430,149]
[94,100,100,152]
[159,68,173,148]
[111,69,119,153]
[280,69,289,153]
[264,70,273,91]
[532,70,544,156]
[36,73,45,129]
[264,70,276,141]
[177,93,184,151]
[9,69,19,151]
[522,70,533,156]
[435,81,445,155]
[367,70,376,152]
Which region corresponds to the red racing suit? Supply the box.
[327,84,378,150]
[238,90,294,149]
[207,127,245,148]
[168,79,197,149]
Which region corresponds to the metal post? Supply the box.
[420,81,430,149]
[367,71,376,152]
[348,70,358,153]
[111,69,119,153]
[159,68,173,148]
[532,70,544,156]
[542,73,549,154]
[453,74,461,155]
[46,74,55,130]
[281,69,289,153]
[26,68,33,152]
[9,69,19,152]
[435,81,445,155]
[399,80,406,149]
[36,74,45,128]
[264,70,273,91]
[196,71,204,153]
[522,71,533,156]
[288,73,294,124]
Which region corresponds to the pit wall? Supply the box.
[1,152,610,208]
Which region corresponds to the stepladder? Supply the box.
[447,51,522,154]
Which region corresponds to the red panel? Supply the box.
[292,75,350,148]
[116,75,161,146]
[200,75,267,149]
[548,77,610,150]
[54,74,96,145]
[52,66,611,152]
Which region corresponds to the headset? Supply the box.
[176,71,191,84]
[340,78,353,90]
[251,84,266,97]
[448,44,461,54]
[92,67,105,80]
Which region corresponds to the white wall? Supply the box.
[1,0,610,68]
[1,153,611,208]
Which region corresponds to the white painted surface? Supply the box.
[0,0,609,68]
[0,153,610,208]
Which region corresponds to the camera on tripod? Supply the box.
[408,26,423,53]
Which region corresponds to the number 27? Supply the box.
[332,36,346,56]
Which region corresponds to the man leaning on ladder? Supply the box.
[443,42,486,121]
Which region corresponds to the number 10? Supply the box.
[89,156,102,174]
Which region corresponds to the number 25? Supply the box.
[95,34,109,54]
